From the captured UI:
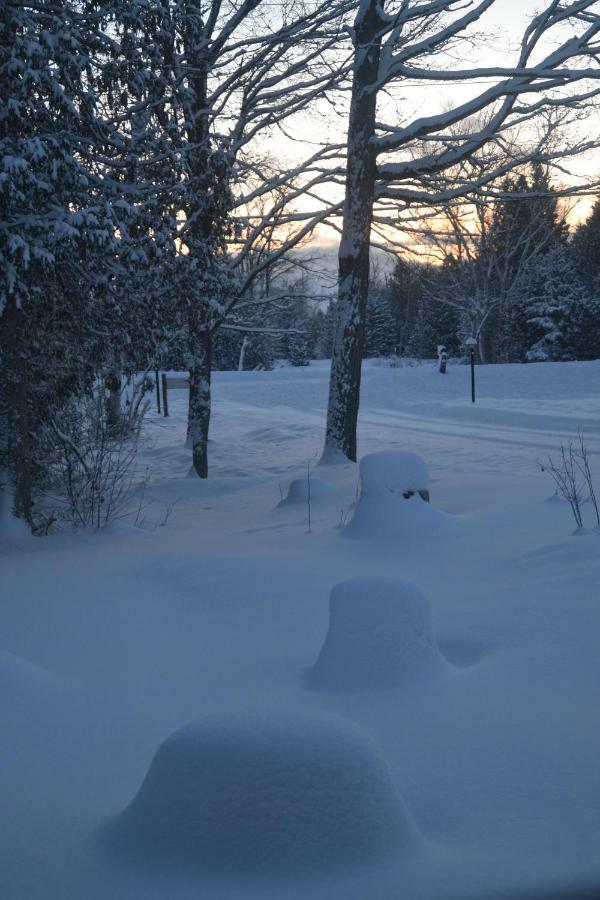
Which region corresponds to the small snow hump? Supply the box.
[343,451,449,540]
[105,709,417,873]
[308,577,445,692]
[277,476,333,507]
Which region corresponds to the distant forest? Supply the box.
[214,167,600,370]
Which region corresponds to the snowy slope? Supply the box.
[2,358,600,899]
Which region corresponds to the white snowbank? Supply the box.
[278,476,333,506]
[309,578,445,691]
[344,451,450,539]
[107,709,417,872]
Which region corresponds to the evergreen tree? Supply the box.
[288,330,311,366]
[0,0,124,524]
[520,243,587,362]
[364,287,396,358]
[568,293,600,361]
[573,196,600,285]
[313,302,336,360]
[386,258,424,356]
[477,165,567,362]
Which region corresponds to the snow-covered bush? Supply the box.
[278,475,333,507]
[36,381,150,531]
[343,451,450,540]
[308,577,445,691]
[541,432,600,532]
[106,710,417,871]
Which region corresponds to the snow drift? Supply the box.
[0,651,69,708]
[343,451,449,539]
[308,577,445,691]
[106,709,417,872]
[278,476,333,507]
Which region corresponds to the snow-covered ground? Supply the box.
[2,358,600,899]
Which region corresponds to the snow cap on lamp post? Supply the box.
[465,336,478,351]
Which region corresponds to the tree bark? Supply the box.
[188,329,212,479]
[181,12,219,478]
[238,335,250,372]
[104,370,122,432]
[322,1,383,463]
[0,300,34,526]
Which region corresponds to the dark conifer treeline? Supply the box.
[246,173,600,369]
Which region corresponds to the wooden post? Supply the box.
[155,369,161,414]
[161,373,169,417]
[437,344,448,374]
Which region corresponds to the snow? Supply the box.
[278,475,333,507]
[308,577,445,691]
[2,358,600,899]
[106,710,416,872]
[0,481,30,543]
[358,450,429,494]
[344,450,449,539]
[0,651,74,725]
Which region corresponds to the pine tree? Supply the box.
[520,243,587,362]
[386,258,423,356]
[573,196,600,285]
[478,165,567,362]
[364,288,396,358]
[0,0,122,524]
[313,303,336,360]
[288,331,311,367]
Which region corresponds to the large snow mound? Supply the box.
[308,578,445,691]
[107,709,417,872]
[344,451,450,539]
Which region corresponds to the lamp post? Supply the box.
[465,337,478,403]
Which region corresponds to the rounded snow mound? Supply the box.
[107,709,417,872]
[360,451,429,496]
[278,476,333,506]
[308,577,445,691]
[343,451,449,539]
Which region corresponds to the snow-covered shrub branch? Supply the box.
[37,381,150,532]
[541,431,600,533]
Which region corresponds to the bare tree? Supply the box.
[112,0,354,477]
[322,0,600,462]
[404,158,572,361]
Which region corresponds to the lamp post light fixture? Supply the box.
[465,337,478,403]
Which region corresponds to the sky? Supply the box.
[270,0,599,251]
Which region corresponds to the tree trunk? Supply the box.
[238,335,250,371]
[104,370,122,432]
[322,1,383,463]
[188,329,212,478]
[0,300,34,526]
